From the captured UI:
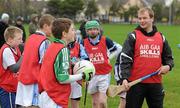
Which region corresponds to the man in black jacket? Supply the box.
[120,7,174,108]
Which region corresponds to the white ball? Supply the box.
[73,60,95,75]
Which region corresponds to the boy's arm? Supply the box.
[106,37,122,60]
[109,41,122,60]
[8,56,22,73]
[39,39,51,63]
[54,48,92,84]
[3,48,22,73]
[79,44,89,60]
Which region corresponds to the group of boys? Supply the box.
[0,7,174,108]
[0,12,121,108]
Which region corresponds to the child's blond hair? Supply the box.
[4,26,22,42]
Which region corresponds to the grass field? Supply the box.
[25,24,180,108]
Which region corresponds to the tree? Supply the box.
[61,0,84,19]
[127,6,139,24]
[47,0,62,17]
[47,0,84,19]
[109,0,124,16]
[85,0,98,20]
[0,0,17,20]
[172,0,180,24]
[152,3,163,22]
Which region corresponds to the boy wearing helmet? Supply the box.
[83,20,122,108]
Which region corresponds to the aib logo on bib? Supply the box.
[140,44,160,58]
[89,53,105,64]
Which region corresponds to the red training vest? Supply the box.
[0,44,21,92]
[18,34,47,84]
[70,42,80,59]
[40,43,71,108]
[69,42,80,74]
[84,36,112,75]
[129,30,163,83]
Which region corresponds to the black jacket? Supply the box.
[120,25,174,80]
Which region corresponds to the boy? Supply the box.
[0,26,23,108]
[15,14,55,107]
[83,20,122,108]
[39,18,93,108]
[68,32,89,108]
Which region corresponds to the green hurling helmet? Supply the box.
[85,20,100,30]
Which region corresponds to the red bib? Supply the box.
[0,44,21,92]
[40,43,70,108]
[129,30,163,83]
[18,34,46,84]
[84,36,112,75]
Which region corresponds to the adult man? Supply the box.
[121,7,174,108]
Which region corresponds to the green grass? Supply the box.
[24,24,180,108]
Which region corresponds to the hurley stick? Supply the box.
[107,70,160,97]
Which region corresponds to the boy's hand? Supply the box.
[82,68,94,81]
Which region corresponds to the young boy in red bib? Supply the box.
[15,14,55,108]
[39,18,94,108]
[83,20,122,108]
[0,26,23,108]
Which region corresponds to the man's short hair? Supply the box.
[138,7,154,18]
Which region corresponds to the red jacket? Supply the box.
[0,44,21,92]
